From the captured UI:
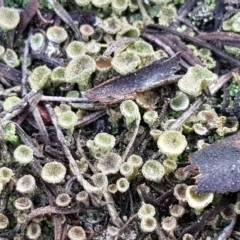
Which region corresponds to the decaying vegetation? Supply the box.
[1,0,240,239]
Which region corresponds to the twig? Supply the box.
[16,91,43,125]
[12,121,45,159]
[75,110,106,128]
[32,107,51,145]
[137,0,153,25]
[0,224,21,238]
[171,0,198,28]
[176,17,200,34]
[41,95,90,103]
[214,0,225,31]
[76,131,97,173]
[65,176,77,191]
[141,32,191,69]
[217,216,237,240]
[48,0,81,40]
[21,35,30,96]
[0,63,22,84]
[169,96,206,131]
[45,104,101,193]
[46,103,123,227]
[145,24,240,68]
[24,206,80,225]
[0,76,12,87]
[114,214,138,240]
[153,100,168,129]
[154,33,203,66]
[0,85,21,97]
[103,191,124,228]
[122,115,140,162]
[30,52,64,66]
[37,9,54,24]
[0,90,40,122]
[103,39,136,57]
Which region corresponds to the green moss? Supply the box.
[228,82,239,97]
[212,193,223,205]
[207,132,222,144]
[4,0,30,8]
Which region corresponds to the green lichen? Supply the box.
[223,12,240,33]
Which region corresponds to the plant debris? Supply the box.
[85,53,181,104]
[187,130,240,193]
[2,0,240,239]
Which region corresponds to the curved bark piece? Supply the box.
[85,53,181,104]
[15,0,39,39]
[186,131,240,193]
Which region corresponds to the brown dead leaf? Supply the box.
[84,53,181,104]
[15,0,39,39]
[186,131,240,193]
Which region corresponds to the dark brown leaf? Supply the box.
[85,53,181,104]
[15,0,39,39]
[186,131,240,193]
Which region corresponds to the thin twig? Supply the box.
[0,90,40,122]
[122,114,140,162]
[171,0,198,28]
[46,104,123,227]
[103,39,136,57]
[141,32,191,69]
[30,52,64,66]
[217,216,237,240]
[169,96,206,131]
[45,104,100,193]
[16,91,43,125]
[137,0,153,25]
[13,121,45,159]
[76,131,97,173]
[214,0,225,31]
[21,35,30,96]
[48,0,81,40]
[0,76,12,87]
[41,95,90,103]
[0,85,21,97]
[37,9,54,24]
[114,214,138,240]
[75,110,106,128]
[103,191,124,228]
[24,206,80,225]
[32,107,51,145]
[145,24,240,68]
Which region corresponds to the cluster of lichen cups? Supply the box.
[2,79,223,238]
[0,7,20,67]
[1,2,235,239]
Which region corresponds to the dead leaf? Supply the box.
[15,0,39,39]
[186,131,240,193]
[84,53,181,104]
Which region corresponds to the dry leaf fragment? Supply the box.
[186,131,240,193]
[15,0,39,39]
[85,53,181,105]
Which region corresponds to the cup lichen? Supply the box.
[157,131,187,160]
